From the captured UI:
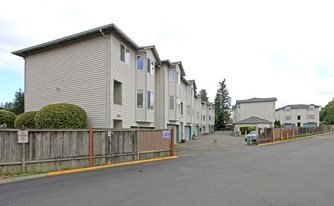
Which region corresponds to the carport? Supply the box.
[234,116,273,134]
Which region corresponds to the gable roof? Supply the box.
[276,104,321,111]
[236,97,277,104]
[138,45,162,66]
[12,23,139,57]
[235,116,272,124]
[161,60,186,76]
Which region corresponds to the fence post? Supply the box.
[293,129,295,138]
[280,130,283,141]
[22,143,26,173]
[287,132,289,140]
[272,130,275,143]
[171,127,175,156]
[89,125,93,167]
[137,128,140,161]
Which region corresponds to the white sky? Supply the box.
[1,0,334,108]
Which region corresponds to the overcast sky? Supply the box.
[1,0,333,108]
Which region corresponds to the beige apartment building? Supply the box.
[232,97,277,131]
[12,23,214,142]
[275,104,320,127]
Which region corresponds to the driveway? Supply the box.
[175,131,245,157]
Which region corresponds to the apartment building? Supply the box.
[275,104,320,127]
[12,23,214,142]
[232,97,277,131]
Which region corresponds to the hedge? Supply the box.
[14,111,38,128]
[240,126,256,134]
[0,110,16,128]
[35,103,87,128]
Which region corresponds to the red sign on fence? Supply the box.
[17,131,28,143]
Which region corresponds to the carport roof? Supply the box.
[235,116,272,124]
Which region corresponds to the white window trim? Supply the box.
[121,44,130,66]
[136,55,144,71]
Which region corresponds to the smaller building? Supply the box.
[275,104,320,127]
[232,97,277,132]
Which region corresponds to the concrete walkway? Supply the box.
[175,131,246,157]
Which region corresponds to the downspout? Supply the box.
[100,28,108,127]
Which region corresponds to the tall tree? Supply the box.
[320,100,334,125]
[199,89,209,102]
[10,89,24,115]
[214,79,231,130]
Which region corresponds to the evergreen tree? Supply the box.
[199,89,209,102]
[214,79,231,130]
[10,89,24,115]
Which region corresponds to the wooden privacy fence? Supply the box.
[258,125,334,144]
[0,128,173,174]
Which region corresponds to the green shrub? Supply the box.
[35,103,87,128]
[14,111,38,128]
[0,110,16,128]
[240,126,257,134]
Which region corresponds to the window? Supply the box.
[209,107,211,111]
[120,44,130,65]
[177,97,181,110]
[203,115,206,121]
[147,58,154,75]
[114,80,122,105]
[181,102,183,115]
[169,96,174,110]
[285,108,291,112]
[285,116,291,120]
[203,105,206,110]
[169,70,174,81]
[196,99,199,105]
[310,115,314,119]
[187,86,191,95]
[147,91,154,110]
[209,115,211,121]
[177,72,181,85]
[137,90,143,108]
[309,107,314,111]
[297,115,301,120]
[137,56,144,71]
[187,105,190,115]
[197,112,199,119]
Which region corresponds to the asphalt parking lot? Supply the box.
[175,131,245,157]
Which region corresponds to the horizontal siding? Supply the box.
[25,35,107,128]
[111,34,136,128]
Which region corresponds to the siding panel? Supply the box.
[25,35,108,128]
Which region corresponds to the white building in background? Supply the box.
[232,97,277,131]
[275,104,321,127]
[12,23,214,143]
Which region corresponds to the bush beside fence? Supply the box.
[258,126,334,144]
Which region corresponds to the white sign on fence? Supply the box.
[17,131,29,143]
[162,131,171,139]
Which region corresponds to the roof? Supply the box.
[187,80,197,90]
[161,60,186,76]
[12,23,139,57]
[235,116,272,124]
[276,104,321,111]
[236,97,277,104]
[138,45,162,66]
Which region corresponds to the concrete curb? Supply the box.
[0,174,48,185]
[257,131,334,147]
[0,156,179,185]
[48,156,179,176]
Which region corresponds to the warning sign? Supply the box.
[17,131,28,143]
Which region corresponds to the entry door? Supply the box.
[185,126,191,140]
[167,124,179,143]
[195,126,199,136]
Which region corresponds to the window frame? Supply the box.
[120,44,130,65]
[169,96,175,110]
[147,91,154,110]
[137,89,143,108]
[136,55,144,71]
[169,70,174,82]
